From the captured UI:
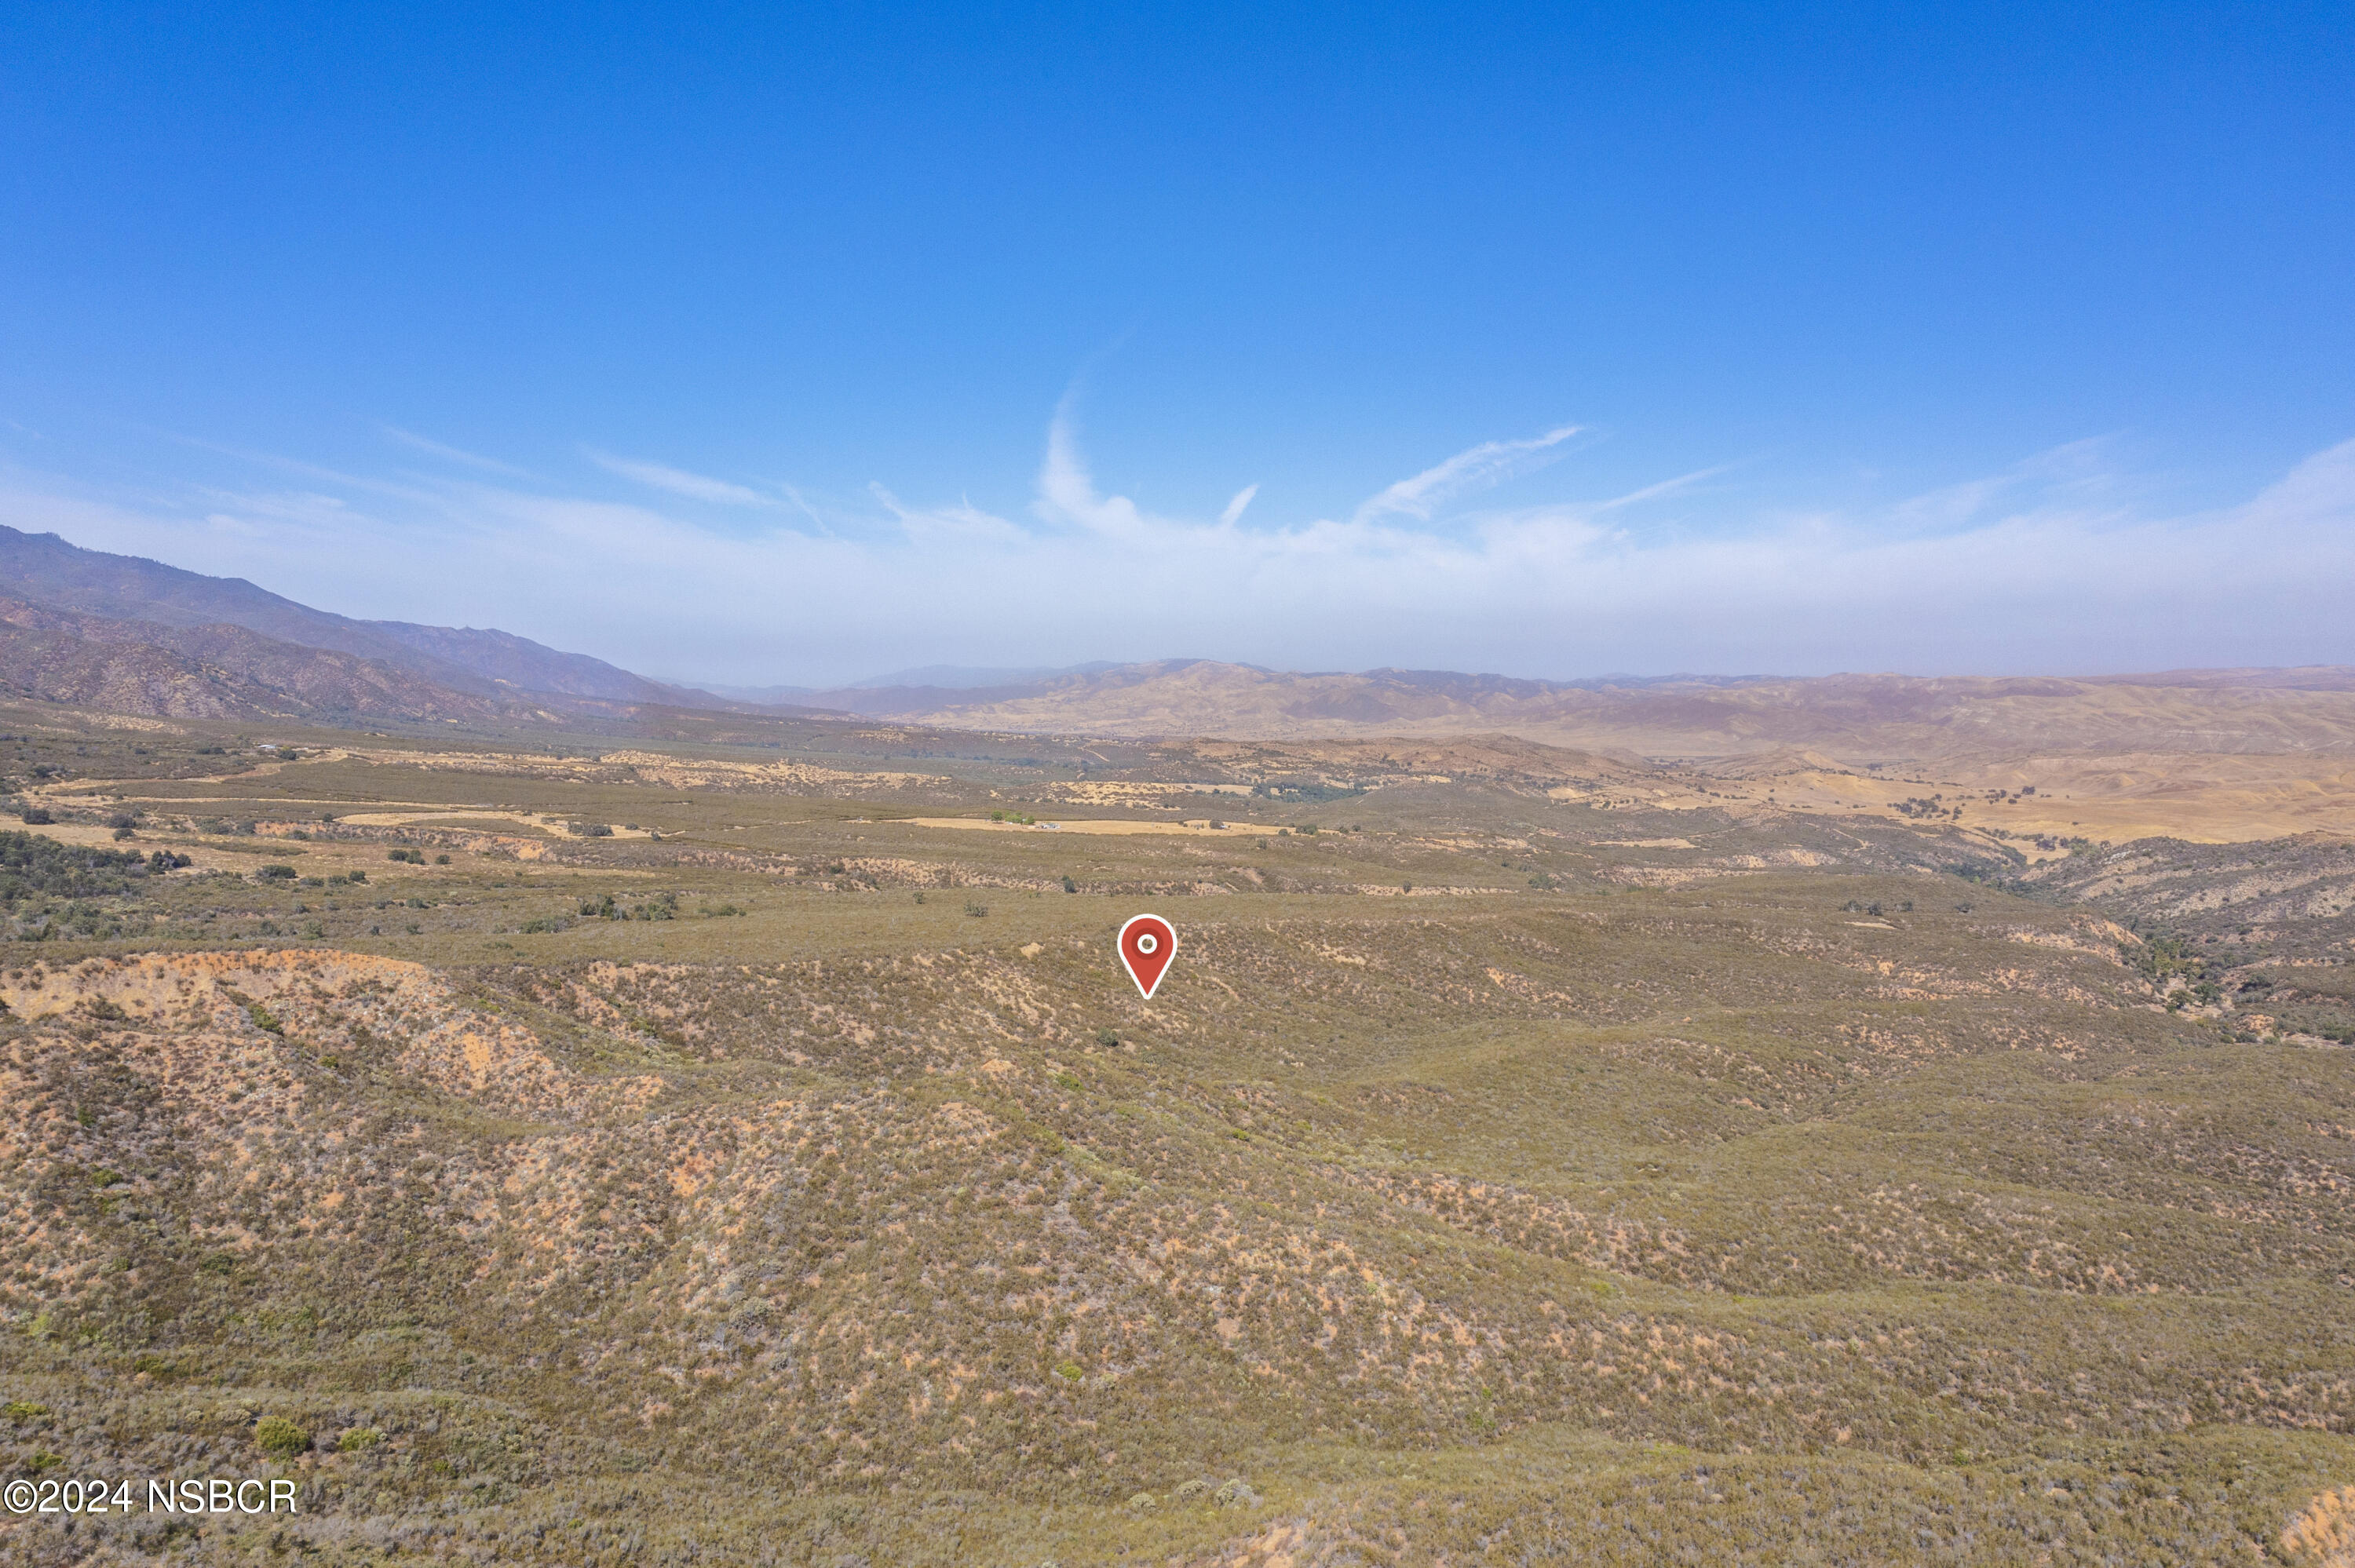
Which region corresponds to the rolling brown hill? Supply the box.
[837,659,2355,763]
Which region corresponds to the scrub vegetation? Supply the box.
[0,705,2348,1564]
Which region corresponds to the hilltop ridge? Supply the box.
[792,658,2355,762]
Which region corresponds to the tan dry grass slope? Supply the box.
[868,663,2355,843]
[868,662,2355,759]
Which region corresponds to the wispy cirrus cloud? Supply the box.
[1889,438,2122,535]
[380,425,534,479]
[868,483,1031,546]
[1587,463,1736,516]
[583,448,777,507]
[1350,422,1583,524]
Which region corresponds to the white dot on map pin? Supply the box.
[1117,913,1177,999]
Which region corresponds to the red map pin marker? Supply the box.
[1117,913,1177,999]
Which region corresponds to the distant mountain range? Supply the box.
[0,522,2350,759]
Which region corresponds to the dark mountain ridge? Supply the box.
[0,596,539,724]
[0,524,709,706]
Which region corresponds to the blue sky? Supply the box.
[2,2,2350,684]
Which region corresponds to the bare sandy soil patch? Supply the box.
[598,748,944,793]
[1052,780,1258,804]
[336,808,652,839]
[893,815,1276,837]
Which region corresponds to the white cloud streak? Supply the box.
[1350,423,1583,524]
[1,421,2350,688]
[584,449,777,507]
[379,425,534,478]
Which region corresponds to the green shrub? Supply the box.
[249,1006,283,1034]
[257,864,296,881]
[254,1416,309,1457]
[3,1400,49,1422]
[0,831,148,901]
[337,1426,383,1452]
